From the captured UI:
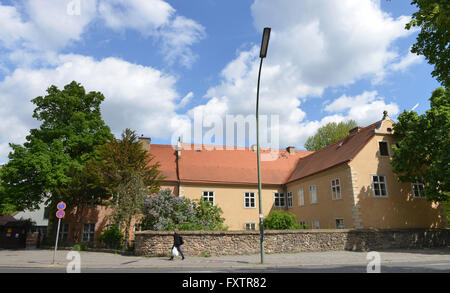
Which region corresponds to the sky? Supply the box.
[0,0,442,163]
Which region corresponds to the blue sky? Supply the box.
[0,0,441,163]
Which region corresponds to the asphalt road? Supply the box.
[1,259,449,273]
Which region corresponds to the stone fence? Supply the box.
[134,228,450,257]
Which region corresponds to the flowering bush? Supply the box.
[140,189,226,231]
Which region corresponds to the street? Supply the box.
[0,248,449,273]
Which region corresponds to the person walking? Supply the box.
[170,229,185,260]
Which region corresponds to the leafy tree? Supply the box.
[391,87,449,203]
[406,0,450,87]
[304,120,357,151]
[109,173,148,249]
[87,128,162,197]
[0,170,16,215]
[0,81,113,237]
[263,210,302,230]
[141,189,226,231]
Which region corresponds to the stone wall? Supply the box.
[134,228,450,256]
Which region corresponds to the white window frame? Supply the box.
[378,140,390,157]
[335,218,345,229]
[202,191,215,205]
[298,188,305,206]
[312,219,320,229]
[411,182,425,198]
[244,223,256,231]
[82,223,95,243]
[331,178,342,200]
[244,192,256,208]
[372,175,388,198]
[274,192,285,208]
[309,185,318,204]
[287,191,293,208]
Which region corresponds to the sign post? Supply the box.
[52,202,66,264]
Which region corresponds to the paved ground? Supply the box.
[0,248,449,273]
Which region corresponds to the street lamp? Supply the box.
[256,27,270,264]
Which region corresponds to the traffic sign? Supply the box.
[57,202,66,210]
[56,210,65,219]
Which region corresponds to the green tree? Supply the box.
[87,128,163,246]
[109,173,147,249]
[391,87,449,203]
[0,170,16,215]
[0,81,113,235]
[406,0,450,87]
[87,128,162,197]
[304,120,357,151]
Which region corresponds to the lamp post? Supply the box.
[256,27,270,264]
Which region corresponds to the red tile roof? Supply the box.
[287,121,380,183]
[148,121,380,186]
[149,144,312,185]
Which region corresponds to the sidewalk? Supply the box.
[1,248,449,270]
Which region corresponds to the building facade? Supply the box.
[61,113,447,245]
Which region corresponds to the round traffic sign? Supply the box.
[57,202,66,210]
[56,210,65,219]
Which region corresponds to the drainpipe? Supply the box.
[176,137,181,197]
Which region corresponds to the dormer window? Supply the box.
[379,141,389,156]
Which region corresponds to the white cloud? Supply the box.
[325,91,399,125]
[390,50,424,72]
[98,0,174,31]
[98,0,205,67]
[0,55,190,163]
[0,0,205,68]
[187,0,410,149]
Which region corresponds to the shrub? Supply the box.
[140,189,227,231]
[263,210,301,230]
[98,225,124,249]
[73,243,88,251]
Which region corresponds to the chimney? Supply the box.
[286,146,296,155]
[349,127,362,136]
[251,144,257,152]
[177,137,182,159]
[138,136,151,152]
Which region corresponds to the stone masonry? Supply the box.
[134,228,450,257]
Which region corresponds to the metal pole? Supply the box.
[52,217,61,264]
[256,57,265,264]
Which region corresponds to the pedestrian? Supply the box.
[170,228,185,260]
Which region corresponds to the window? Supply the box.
[299,220,307,229]
[274,192,285,207]
[298,188,305,206]
[202,191,214,205]
[244,192,255,208]
[379,141,389,156]
[331,178,342,200]
[372,175,388,197]
[82,223,95,243]
[335,219,345,229]
[245,223,256,231]
[412,182,425,198]
[60,223,70,243]
[43,207,49,220]
[287,192,293,208]
[312,219,320,229]
[309,185,318,204]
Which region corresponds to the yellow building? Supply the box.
[148,112,447,230]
